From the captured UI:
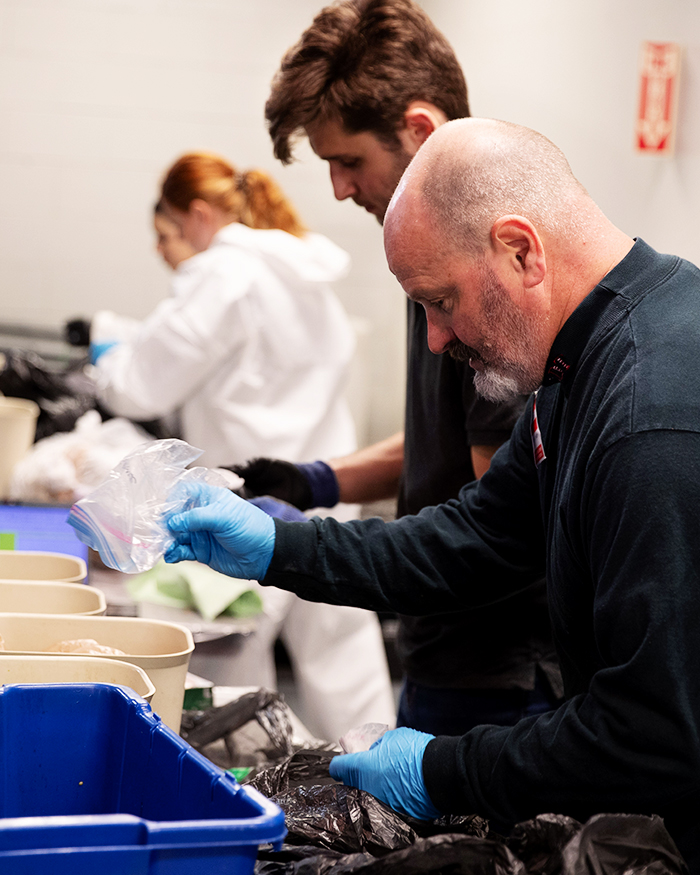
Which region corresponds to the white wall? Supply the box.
[1,0,699,447]
[0,0,404,447]
[426,0,700,265]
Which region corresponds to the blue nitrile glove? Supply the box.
[248,495,309,522]
[164,482,275,580]
[329,727,442,821]
[229,458,339,510]
[89,340,119,365]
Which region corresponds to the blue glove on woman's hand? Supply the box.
[163,482,276,580]
[329,727,442,821]
[89,340,119,365]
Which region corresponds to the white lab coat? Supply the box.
[94,222,395,740]
[94,222,358,468]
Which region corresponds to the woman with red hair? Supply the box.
[90,152,395,740]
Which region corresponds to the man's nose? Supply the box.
[330,166,358,201]
[426,316,456,355]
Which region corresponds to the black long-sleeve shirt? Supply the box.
[263,240,700,868]
[398,301,557,692]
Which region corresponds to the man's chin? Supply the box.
[473,369,524,403]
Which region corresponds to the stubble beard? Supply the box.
[446,268,548,403]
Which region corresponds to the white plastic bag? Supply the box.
[68,438,228,573]
[9,410,154,505]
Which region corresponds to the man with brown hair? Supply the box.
[234,0,562,735]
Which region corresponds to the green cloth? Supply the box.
[127,559,263,622]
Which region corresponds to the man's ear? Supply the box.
[490,216,546,290]
[398,102,448,155]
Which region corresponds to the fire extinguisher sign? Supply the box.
[636,41,682,155]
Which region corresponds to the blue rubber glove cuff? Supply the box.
[90,340,119,365]
[249,495,308,522]
[329,727,442,821]
[296,460,339,508]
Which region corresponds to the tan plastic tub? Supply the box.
[0,580,106,616]
[0,397,39,499]
[0,613,194,731]
[0,551,87,583]
[0,654,155,703]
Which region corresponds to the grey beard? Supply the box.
[447,339,531,402]
[473,370,523,403]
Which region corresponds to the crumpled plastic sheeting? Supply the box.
[181,689,295,767]
[254,803,688,875]
[0,349,97,441]
[247,750,339,798]
[248,750,489,859]
[271,783,417,856]
[256,833,525,875]
[558,813,688,874]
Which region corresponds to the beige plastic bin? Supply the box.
[0,654,155,703]
[0,580,106,616]
[0,550,87,583]
[0,613,194,731]
[0,397,39,499]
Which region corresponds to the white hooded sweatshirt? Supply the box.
[94,222,357,468]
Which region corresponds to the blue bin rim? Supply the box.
[0,683,287,850]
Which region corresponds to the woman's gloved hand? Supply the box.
[163,482,276,580]
[228,457,339,510]
[329,727,442,821]
[89,340,119,365]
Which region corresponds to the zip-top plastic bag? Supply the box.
[68,438,229,573]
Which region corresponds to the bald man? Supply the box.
[164,119,700,867]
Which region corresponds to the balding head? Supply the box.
[384,119,634,402]
[385,117,594,258]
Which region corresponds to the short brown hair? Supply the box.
[160,152,306,238]
[265,0,470,164]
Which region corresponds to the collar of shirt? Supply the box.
[541,238,678,396]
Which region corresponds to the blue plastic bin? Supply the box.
[0,683,286,874]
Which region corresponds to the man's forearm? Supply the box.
[330,431,404,503]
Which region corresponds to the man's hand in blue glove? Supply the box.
[228,458,339,511]
[329,727,442,821]
[163,482,276,581]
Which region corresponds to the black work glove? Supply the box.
[227,458,339,511]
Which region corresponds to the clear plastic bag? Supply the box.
[67,438,228,573]
[339,722,390,754]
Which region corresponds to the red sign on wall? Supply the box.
[635,41,682,154]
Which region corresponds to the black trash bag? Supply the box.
[181,689,296,769]
[247,750,338,797]
[248,750,415,855]
[560,813,689,874]
[0,349,98,440]
[271,783,417,856]
[249,750,490,860]
[506,813,582,874]
[256,833,525,875]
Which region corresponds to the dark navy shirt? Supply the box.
[397,300,557,691]
[267,240,700,867]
